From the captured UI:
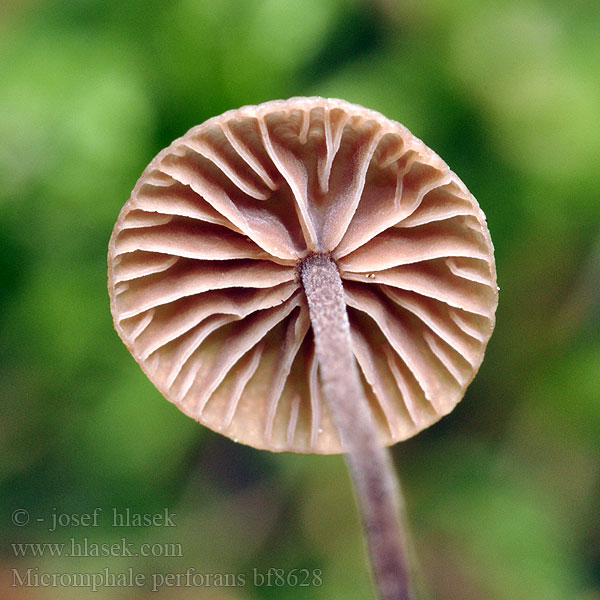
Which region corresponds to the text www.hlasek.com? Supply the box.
[11,537,182,558]
[12,567,324,592]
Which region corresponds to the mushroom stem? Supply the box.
[300,253,413,600]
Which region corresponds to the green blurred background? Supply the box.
[1,0,599,598]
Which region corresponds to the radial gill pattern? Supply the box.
[108,97,498,454]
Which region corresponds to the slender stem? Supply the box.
[300,254,413,600]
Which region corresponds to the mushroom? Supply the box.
[107,97,498,600]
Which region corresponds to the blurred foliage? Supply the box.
[1,0,599,598]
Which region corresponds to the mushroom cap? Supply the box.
[108,97,498,454]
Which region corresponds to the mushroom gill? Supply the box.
[107,97,498,455]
